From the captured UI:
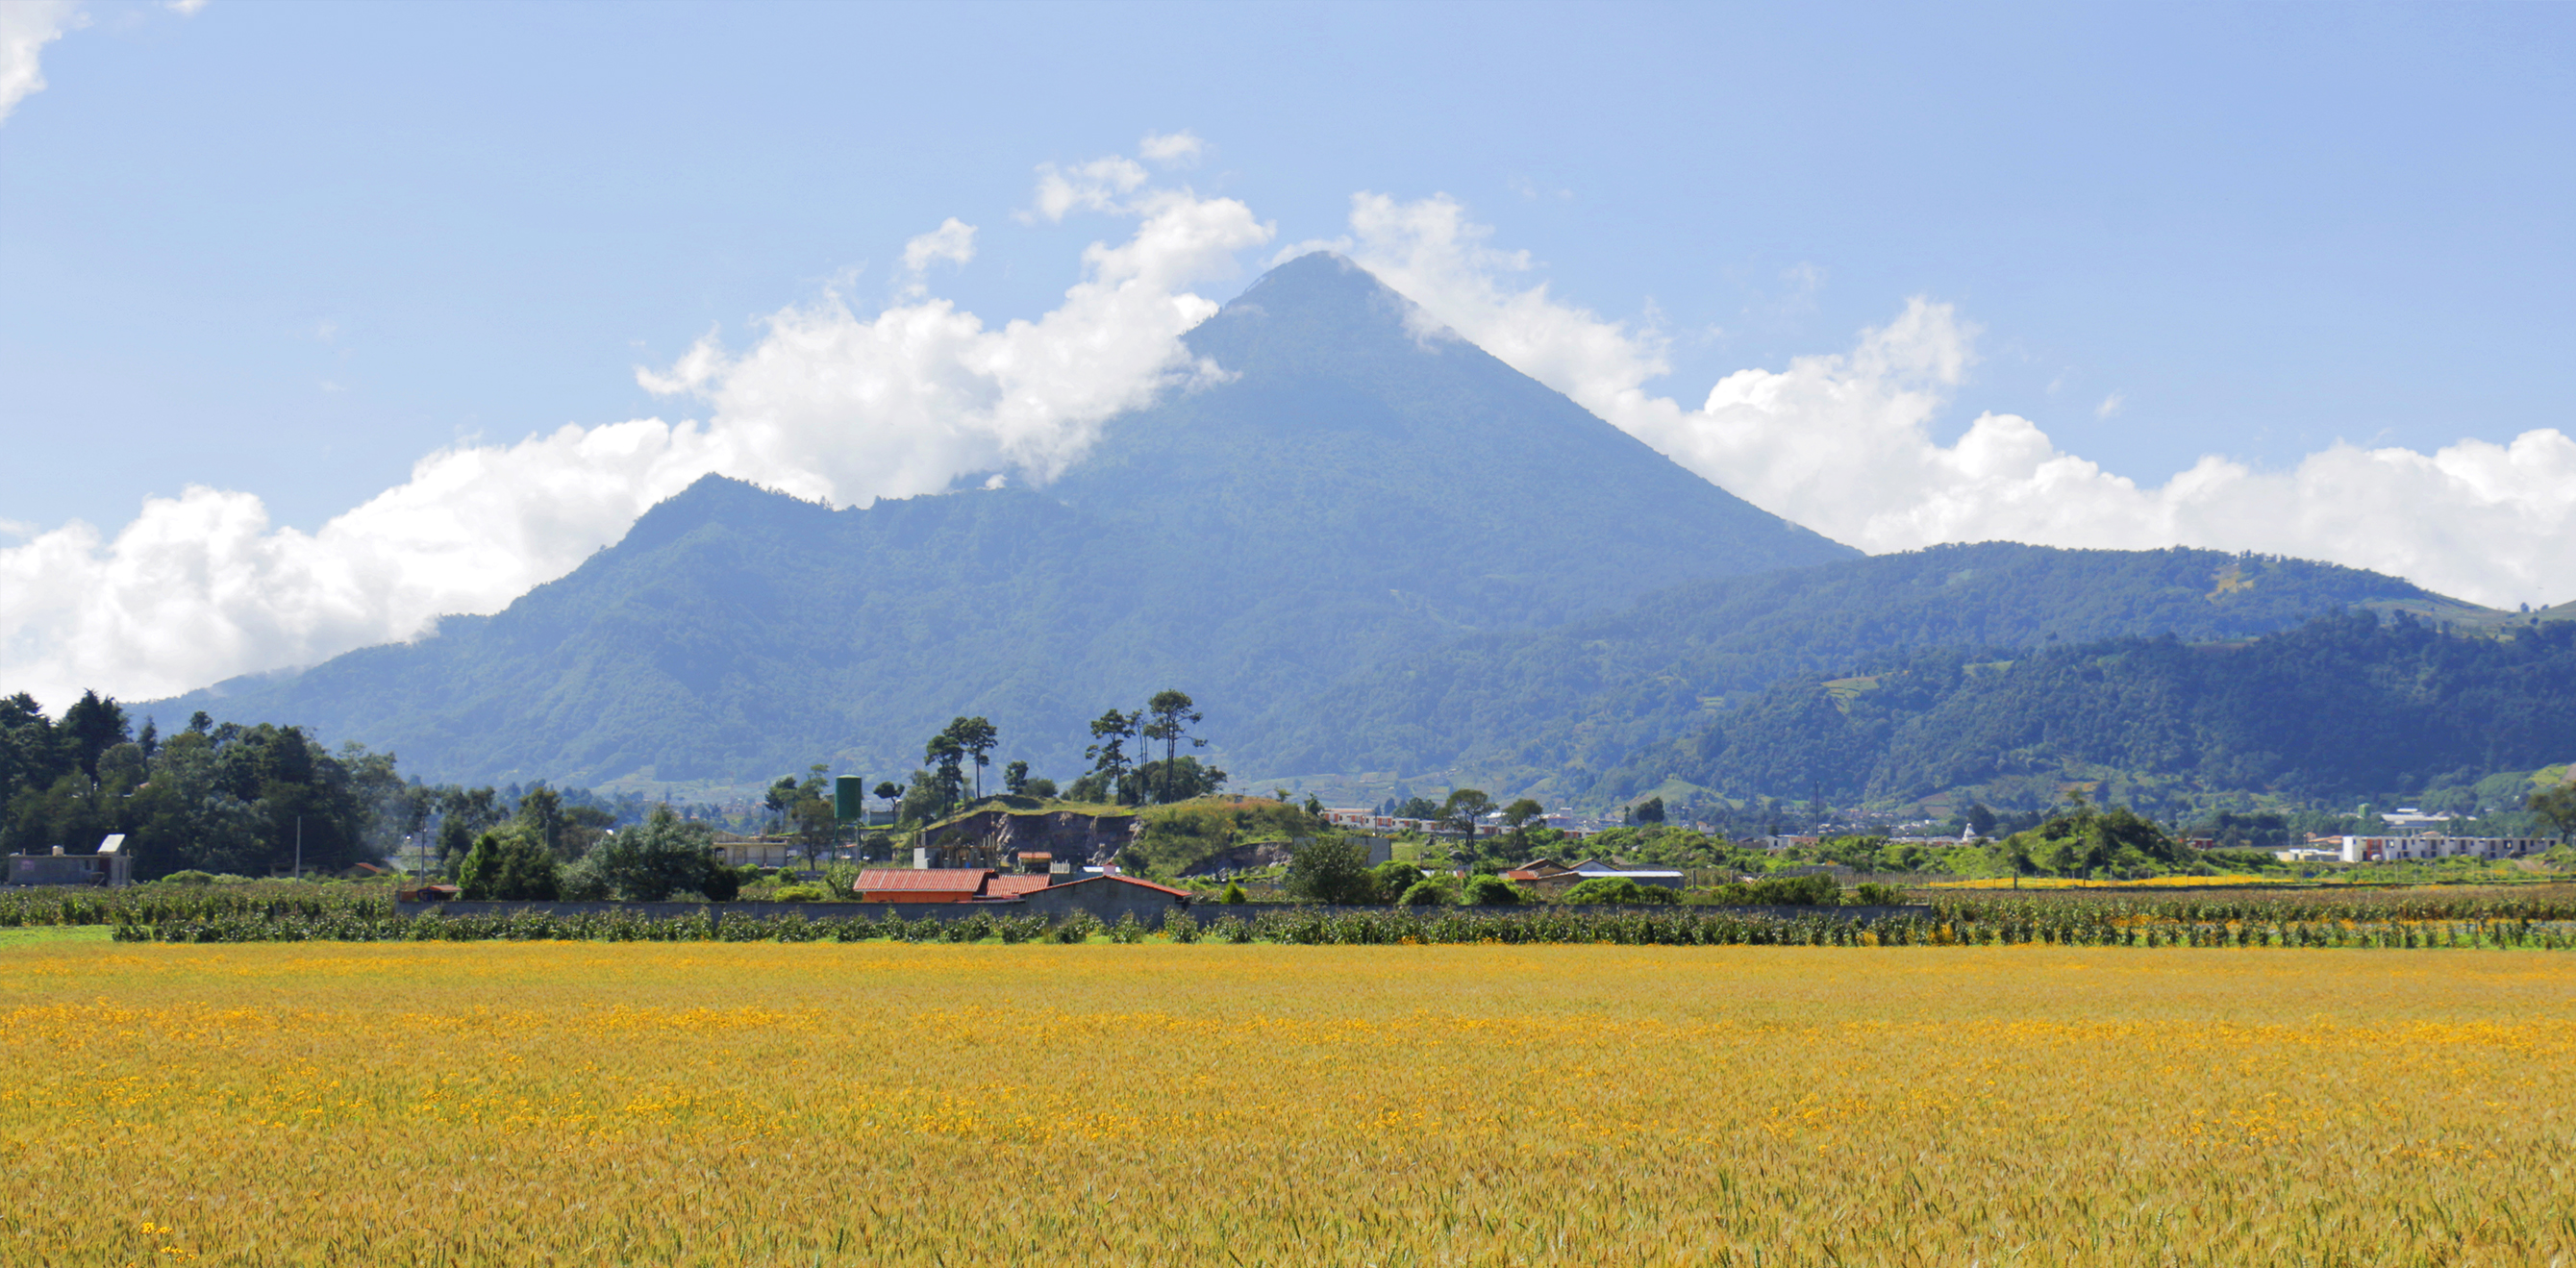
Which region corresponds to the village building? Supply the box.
[847,867,1192,923]
[2338,833,2555,863]
[1502,858,1577,887]
[1568,858,1688,889]
[712,833,801,869]
[6,835,132,888]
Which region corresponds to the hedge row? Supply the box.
[108,905,2576,950]
[4,888,388,928]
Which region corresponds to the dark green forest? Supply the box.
[1598,610,2576,813]
[1260,541,2459,794]
[1,692,404,877]
[0,690,663,881]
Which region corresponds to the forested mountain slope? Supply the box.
[1593,609,2576,814]
[150,254,1852,786]
[1245,542,2459,792]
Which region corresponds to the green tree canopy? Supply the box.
[573,806,720,901]
[2531,783,2576,844]
[1141,690,1206,805]
[1282,837,1375,905]
[1440,788,1494,839]
[458,825,561,901]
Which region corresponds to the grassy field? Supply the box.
[3,941,2572,1265]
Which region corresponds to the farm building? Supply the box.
[1503,858,1577,886]
[7,836,132,888]
[851,868,1011,903]
[712,834,801,868]
[848,869,1192,922]
[1569,859,1688,889]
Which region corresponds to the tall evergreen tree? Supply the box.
[1141,690,1204,805]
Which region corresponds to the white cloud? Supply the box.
[897,217,976,295]
[166,0,207,14]
[1138,130,1205,166]
[2096,392,2123,419]
[1029,155,1149,222]
[0,0,81,126]
[1332,191,2576,610]
[0,156,1271,709]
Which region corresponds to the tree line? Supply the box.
[790,689,1231,837]
[0,688,696,883]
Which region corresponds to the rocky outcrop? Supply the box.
[1176,838,1304,877]
[923,808,1138,867]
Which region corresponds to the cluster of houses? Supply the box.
[2330,833,2558,863]
[1326,808,1514,836]
[1320,808,1624,839]
[845,861,1194,923]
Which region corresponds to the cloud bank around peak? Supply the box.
[0,149,1271,710]
[9,156,2567,718]
[1323,192,2576,610]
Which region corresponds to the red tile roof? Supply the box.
[854,868,992,894]
[983,875,1055,898]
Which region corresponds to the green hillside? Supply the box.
[1593,609,2576,816]
[151,254,1852,787]
[1245,542,2462,794]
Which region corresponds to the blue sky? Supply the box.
[4,0,2573,706]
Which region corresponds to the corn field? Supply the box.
[3,938,2571,1265]
[88,899,2576,951]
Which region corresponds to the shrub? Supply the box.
[1463,875,1523,907]
[769,883,831,902]
[1221,882,1248,905]
[581,807,722,902]
[1110,911,1147,943]
[1284,838,1376,905]
[458,826,561,901]
[1165,911,1203,942]
[1211,914,1254,943]
[1397,879,1451,907]
[161,870,214,885]
[700,864,742,904]
[1560,877,1677,905]
[1849,882,1910,906]
[557,861,612,902]
[820,861,860,896]
[1052,912,1102,943]
[1367,860,1428,903]
[1687,874,1844,907]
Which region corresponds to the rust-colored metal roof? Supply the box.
[854,868,993,893]
[1045,874,1192,899]
[983,875,1055,897]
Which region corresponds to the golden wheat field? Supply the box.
[3,939,2573,1267]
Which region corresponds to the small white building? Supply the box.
[1568,858,1688,889]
